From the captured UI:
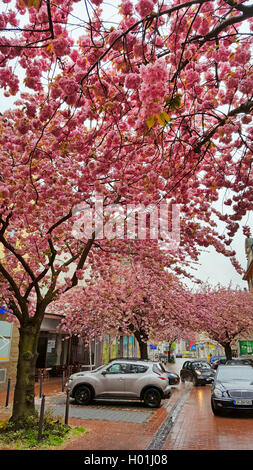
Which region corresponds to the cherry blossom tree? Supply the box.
[54,258,195,359]
[193,285,253,360]
[0,0,252,425]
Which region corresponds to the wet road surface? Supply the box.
[164,359,253,450]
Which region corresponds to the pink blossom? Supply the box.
[121,0,133,16]
[234,49,250,66]
[90,0,103,5]
[16,120,30,135]
[185,70,200,85]
[136,0,155,18]
[199,18,209,36]
[238,78,252,94]
[242,115,252,124]
[26,104,36,118]
[108,29,123,51]
[154,36,163,47]
[53,37,71,57]
[139,58,168,120]
[243,226,251,237]
[59,77,79,95]
[39,104,54,122]
[124,73,141,89]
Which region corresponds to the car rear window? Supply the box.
[128,364,148,373]
[153,363,166,374]
[192,362,211,370]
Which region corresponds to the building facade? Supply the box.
[243,237,253,291]
[0,314,19,393]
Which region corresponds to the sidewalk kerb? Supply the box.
[147,383,193,450]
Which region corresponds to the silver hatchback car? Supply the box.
[65,359,172,408]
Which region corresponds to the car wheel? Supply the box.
[211,400,221,416]
[74,385,92,405]
[143,388,161,408]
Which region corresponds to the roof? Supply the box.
[108,357,156,364]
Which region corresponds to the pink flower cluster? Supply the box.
[136,0,155,18]
[124,73,141,89]
[139,58,168,119]
[108,29,124,51]
[121,0,133,16]
[90,0,103,5]
[53,37,71,57]
[0,66,19,95]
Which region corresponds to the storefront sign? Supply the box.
[0,321,12,362]
[239,340,253,356]
[47,339,56,353]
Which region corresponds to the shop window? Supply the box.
[0,369,6,384]
[0,321,12,363]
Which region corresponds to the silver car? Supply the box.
[65,359,172,408]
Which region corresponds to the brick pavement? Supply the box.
[0,376,183,450]
[163,385,253,450]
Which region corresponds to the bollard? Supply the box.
[62,370,65,392]
[39,373,43,398]
[65,389,70,425]
[37,394,46,443]
[5,378,11,407]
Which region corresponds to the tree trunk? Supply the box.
[223,342,232,361]
[134,330,148,360]
[11,319,41,426]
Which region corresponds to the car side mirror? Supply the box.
[101,370,107,376]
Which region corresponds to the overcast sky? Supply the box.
[185,202,253,290]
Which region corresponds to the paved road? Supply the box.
[4,359,253,450]
[163,380,253,450]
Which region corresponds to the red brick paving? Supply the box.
[164,385,253,450]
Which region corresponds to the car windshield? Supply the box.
[217,366,253,382]
[192,362,211,370]
[91,365,106,373]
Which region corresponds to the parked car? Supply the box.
[226,358,253,366]
[210,355,224,365]
[180,360,215,386]
[211,365,253,416]
[108,356,180,385]
[166,371,180,386]
[211,357,227,369]
[65,359,172,408]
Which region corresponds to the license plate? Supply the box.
[233,399,252,406]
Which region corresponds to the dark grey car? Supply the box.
[180,360,215,386]
[211,365,253,416]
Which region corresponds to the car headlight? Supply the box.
[213,387,229,398]
[213,388,223,398]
